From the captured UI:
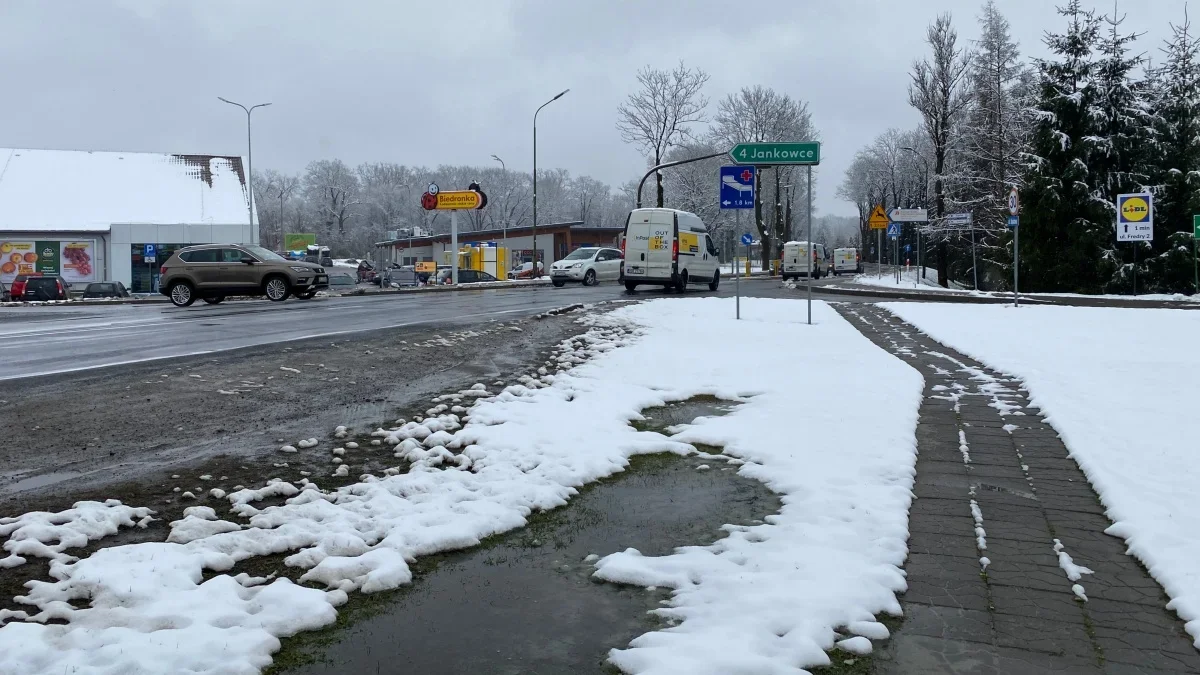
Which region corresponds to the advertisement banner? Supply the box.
[60,241,96,282]
[0,241,38,281]
[0,240,96,283]
[35,241,60,275]
[283,233,317,251]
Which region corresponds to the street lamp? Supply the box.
[218,97,271,245]
[533,89,569,278]
[491,154,508,254]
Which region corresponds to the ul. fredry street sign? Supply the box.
[730,142,821,166]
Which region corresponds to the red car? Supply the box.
[9,274,71,301]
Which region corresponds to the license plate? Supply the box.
[552,270,567,276]
[627,266,643,274]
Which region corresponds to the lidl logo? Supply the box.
[1119,196,1150,223]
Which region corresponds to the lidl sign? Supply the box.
[1116,192,1153,242]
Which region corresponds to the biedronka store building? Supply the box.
[0,147,258,293]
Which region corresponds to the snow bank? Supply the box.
[884,302,1200,645]
[0,298,923,674]
[850,269,977,293]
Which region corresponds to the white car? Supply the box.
[549,247,623,287]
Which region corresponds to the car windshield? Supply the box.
[242,246,286,262]
[563,248,596,261]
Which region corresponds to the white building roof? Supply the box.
[0,148,255,232]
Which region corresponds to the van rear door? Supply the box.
[623,210,675,280]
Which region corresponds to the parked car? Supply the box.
[549,247,623,287]
[8,274,71,302]
[82,281,131,299]
[159,243,328,307]
[621,208,721,292]
[327,271,357,292]
[435,269,500,285]
[508,261,543,280]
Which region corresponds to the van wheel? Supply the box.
[168,281,195,307]
[202,296,224,305]
[625,282,638,293]
[552,279,566,288]
[708,270,720,291]
[264,275,291,301]
[674,271,688,293]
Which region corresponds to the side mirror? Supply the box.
[240,257,256,264]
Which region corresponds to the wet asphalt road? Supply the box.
[0,277,849,381]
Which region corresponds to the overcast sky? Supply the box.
[0,0,1186,216]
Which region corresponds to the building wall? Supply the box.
[385,230,620,269]
[109,222,255,291]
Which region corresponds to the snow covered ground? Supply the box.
[884,302,1200,646]
[0,297,924,674]
[851,269,977,293]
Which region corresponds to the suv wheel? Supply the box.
[168,281,195,307]
[582,269,597,286]
[264,275,291,301]
[202,296,224,305]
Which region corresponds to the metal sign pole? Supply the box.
[451,209,459,285]
[736,210,741,321]
[1133,243,1138,296]
[970,225,979,290]
[878,229,883,278]
[1013,223,1020,307]
[806,165,813,325]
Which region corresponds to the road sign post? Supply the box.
[719,166,756,209]
[423,182,488,285]
[1116,193,1153,295]
[1193,215,1200,294]
[739,232,753,320]
[1008,187,1020,307]
[868,204,888,279]
[729,142,821,166]
[806,164,813,325]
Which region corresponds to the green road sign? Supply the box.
[730,142,821,166]
[1194,215,1200,239]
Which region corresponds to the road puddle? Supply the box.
[273,397,778,675]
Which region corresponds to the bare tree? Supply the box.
[302,159,360,244]
[616,61,710,208]
[909,12,973,286]
[711,86,817,265]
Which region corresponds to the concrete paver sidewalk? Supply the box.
[837,303,1200,674]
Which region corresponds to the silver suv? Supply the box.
[159,244,328,307]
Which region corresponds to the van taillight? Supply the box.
[620,238,625,256]
[672,239,678,261]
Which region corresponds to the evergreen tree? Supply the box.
[1142,9,1200,293]
[1090,4,1155,291]
[1021,1,1112,292]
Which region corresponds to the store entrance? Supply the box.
[130,243,185,293]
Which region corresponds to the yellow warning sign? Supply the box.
[868,204,889,230]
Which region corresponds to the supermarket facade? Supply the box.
[0,147,257,293]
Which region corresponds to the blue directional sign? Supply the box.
[1007,215,1019,229]
[720,165,756,209]
[904,244,912,253]
[887,222,901,239]
[741,233,754,246]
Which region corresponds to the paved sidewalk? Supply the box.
[836,304,1200,675]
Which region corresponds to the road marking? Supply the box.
[0,306,539,382]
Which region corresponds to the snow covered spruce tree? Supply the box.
[1020,1,1114,293]
[1091,4,1157,292]
[960,1,1033,289]
[909,13,972,288]
[1142,9,1200,293]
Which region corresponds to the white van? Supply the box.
[832,248,862,275]
[621,208,721,293]
[781,241,827,280]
